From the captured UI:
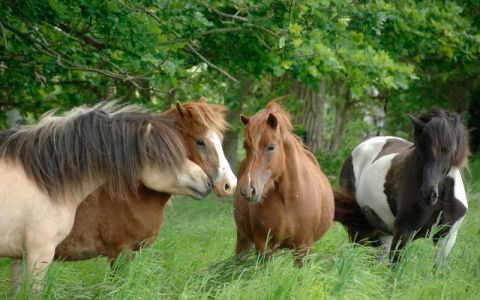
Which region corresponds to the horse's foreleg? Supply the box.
[292,243,312,267]
[254,234,275,261]
[235,231,253,256]
[10,259,22,293]
[435,218,463,267]
[376,235,393,262]
[26,243,56,290]
[390,227,414,264]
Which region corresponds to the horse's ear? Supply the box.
[198,96,207,103]
[267,113,278,129]
[176,102,186,118]
[240,114,249,125]
[146,122,152,136]
[408,114,425,131]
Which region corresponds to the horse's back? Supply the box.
[341,136,411,233]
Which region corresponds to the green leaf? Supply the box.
[279,36,286,49]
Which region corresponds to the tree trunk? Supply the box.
[300,81,326,153]
[6,107,23,129]
[163,88,177,110]
[328,82,350,151]
[223,80,251,171]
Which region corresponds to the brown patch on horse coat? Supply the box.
[373,138,412,163]
[234,101,334,260]
[55,100,230,261]
[55,185,170,260]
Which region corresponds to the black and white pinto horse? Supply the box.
[334,108,469,264]
[0,102,212,288]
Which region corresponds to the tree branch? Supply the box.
[119,1,239,83]
[201,3,249,22]
[56,23,107,50]
[0,20,9,50]
[0,19,155,90]
[185,43,238,82]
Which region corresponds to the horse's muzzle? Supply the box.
[239,185,260,202]
[421,189,438,206]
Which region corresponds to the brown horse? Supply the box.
[54,99,237,261]
[234,101,334,263]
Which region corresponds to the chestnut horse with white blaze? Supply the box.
[0,102,212,288]
[54,99,237,261]
[234,101,334,263]
[334,108,469,264]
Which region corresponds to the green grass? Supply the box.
[1,161,480,299]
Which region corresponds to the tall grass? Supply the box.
[1,161,480,299]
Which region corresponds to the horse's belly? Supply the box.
[355,154,396,233]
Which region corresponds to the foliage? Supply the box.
[2,1,478,141]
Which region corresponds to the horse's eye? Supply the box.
[196,139,205,146]
[266,144,276,151]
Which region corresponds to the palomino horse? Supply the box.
[54,100,237,261]
[234,101,334,263]
[0,102,212,287]
[334,108,469,264]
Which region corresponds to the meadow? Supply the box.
[1,160,479,300]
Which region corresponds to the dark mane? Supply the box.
[416,108,469,168]
[0,102,186,201]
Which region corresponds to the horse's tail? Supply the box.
[334,189,379,244]
[334,190,364,224]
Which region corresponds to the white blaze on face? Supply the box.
[206,130,237,194]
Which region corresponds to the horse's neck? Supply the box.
[391,146,424,189]
[277,143,308,200]
[66,176,107,207]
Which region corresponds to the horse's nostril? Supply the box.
[207,179,213,189]
[251,187,256,196]
[239,187,246,197]
[420,190,427,200]
[224,183,231,192]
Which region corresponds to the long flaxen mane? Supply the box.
[415,108,469,168]
[0,102,186,201]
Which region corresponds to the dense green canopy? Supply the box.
[1,0,479,164]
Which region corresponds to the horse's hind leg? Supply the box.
[435,218,463,267]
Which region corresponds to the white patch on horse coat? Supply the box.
[435,217,463,266]
[448,168,468,209]
[434,168,468,265]
[351,136,407,232]
[379,235,393,249]
[206,130,237,190]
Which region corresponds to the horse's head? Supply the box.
[238,101,291,203]
[169,98,237,197]
[141,159,212,199]
[409,108,469,206]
